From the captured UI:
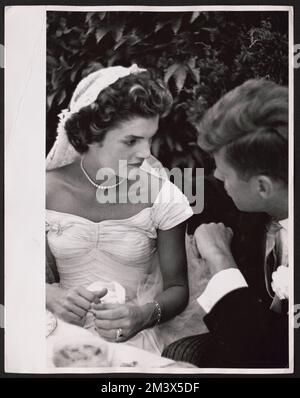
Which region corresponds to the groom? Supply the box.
[163,79,289,368]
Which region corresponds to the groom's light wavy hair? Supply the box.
[196,79,288,185]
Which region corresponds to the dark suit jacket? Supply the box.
[188,176,288,368]
[204,288,288,368]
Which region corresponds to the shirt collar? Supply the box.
[279,218,288,231]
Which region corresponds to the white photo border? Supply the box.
[4,4,294,374]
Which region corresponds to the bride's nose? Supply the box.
[135,142,151,160]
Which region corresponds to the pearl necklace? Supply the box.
[80,157,126,190]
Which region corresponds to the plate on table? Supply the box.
[107,342,196,369]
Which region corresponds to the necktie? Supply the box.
[264,221,288,313]
[265,221,282,295]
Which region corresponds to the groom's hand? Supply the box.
[194,223,237,276]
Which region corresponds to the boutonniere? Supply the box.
[271,265,289,300]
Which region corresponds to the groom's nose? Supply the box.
[214,168,223,181]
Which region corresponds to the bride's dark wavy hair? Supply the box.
[65,71,173,154]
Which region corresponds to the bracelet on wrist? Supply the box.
[151,300,162,326]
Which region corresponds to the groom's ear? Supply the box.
[255,175,275,200]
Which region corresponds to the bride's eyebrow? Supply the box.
[123,135,143,140]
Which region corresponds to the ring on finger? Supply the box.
[115,327,123,342]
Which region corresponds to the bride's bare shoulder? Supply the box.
[47,165,72,186]
[46,164,77,205]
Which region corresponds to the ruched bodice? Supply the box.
[46,207,161,303]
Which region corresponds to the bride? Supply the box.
[46,64,205,354]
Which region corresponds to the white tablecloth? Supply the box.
[46,313,194,372]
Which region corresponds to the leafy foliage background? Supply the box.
[47,11,288,174]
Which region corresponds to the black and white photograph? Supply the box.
[4,4,294,374]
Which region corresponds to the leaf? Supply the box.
[190,11,201,24]
[113,35,128,51]
[86,26,95,37]
[59,17,67,29]
[47,91,56,108]
[62,27,74,35]
[107,53,122,67]
[70,65,81,83]
[164,63,180,84]
[114,34,141,51]
[155,21,163,33]
[98,12,107,21]
[166,135,174,150]
[85,12,95,23]
[69,71,78,86]
[155,20,170,33]
[47,55,59,69]
[201,27,218,42]
[59,55,70,69]
[187,57,196,69]
[174,65,187,92]
[171,17,182,35]
[113,23,125,43]
[55,89,66,106]
[187,58,200,84]
[165,63,188,92]
[56,29,63,38]
[201,27,217,33]
[83,62,103,76]
[175,142,183,152]
[95,27,109,43]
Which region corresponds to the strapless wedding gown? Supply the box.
[46,170,208,354]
